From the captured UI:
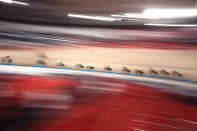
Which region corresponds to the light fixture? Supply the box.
[144,23,197,27]
[0,0,29,5]
[67,14,121,21]
[143,9,197,19]
[124,13,158,19]
[112,13,158,19]
[113,8,197,20]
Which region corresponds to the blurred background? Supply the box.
[0,0,197,131]
[1,0,197,26]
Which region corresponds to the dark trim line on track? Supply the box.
[0,63,197,83]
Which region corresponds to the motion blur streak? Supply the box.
[145,23,197,27]
[0,0,29,5]
[67,14,121,21]
[143,9,197,18]
[0,74,197,131]
[0,0,197,130]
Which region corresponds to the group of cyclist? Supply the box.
[76,63,183,77]
[0,56,183,77]
[124,67,182,77]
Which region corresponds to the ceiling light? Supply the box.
[0,0,29,5]
[119,9,197,20]
[143,9,197,19]
[0,0,12,3]
[68,14,121,21]
[111,15,142,21]
[124,13,158,19]
[145,23,197,27]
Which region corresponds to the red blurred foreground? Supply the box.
[0,74,197,131]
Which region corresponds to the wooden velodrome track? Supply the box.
[0,46,197,83]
